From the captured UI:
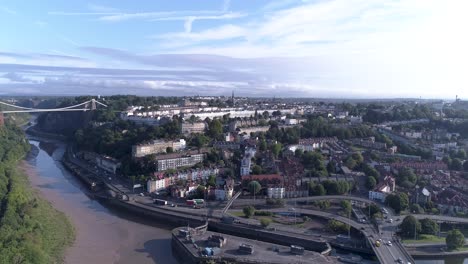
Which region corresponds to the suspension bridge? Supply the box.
[0,99,107,125]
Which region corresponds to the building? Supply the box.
[132,139,186,158]
[267,187,285,199]
[238,126,270,134]
[120,114,171,126]
[214,186,234,201]
[213,141,241,150]
[95,155,121,174]
[368,175,395,202]
[181,122,206,135]
[404,131,423,139]
[147,178,166,193]
[351,137,387,150]
[285,118,298,125]
[154,150,206,171]
[390,161,448,172]
[240,156,252,176]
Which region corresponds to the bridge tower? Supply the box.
[91,99,97,110]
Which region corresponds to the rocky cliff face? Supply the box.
[37,111,90,137]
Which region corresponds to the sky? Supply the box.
[0,0,467,99]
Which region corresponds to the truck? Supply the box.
[153,199,168,205]
[193,199,205,205]
[186,199,204,206]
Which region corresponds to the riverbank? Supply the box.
[0,123,74,264]
[23,140,177,264]
[17,164,75,262]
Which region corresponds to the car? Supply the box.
[139,193,145,197]
[387,241,392,246]
[389,219,393,223]
[396,258,403,263]
[170,204,177,207]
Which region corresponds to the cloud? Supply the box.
[34,20,48,27]
[222,0,231,12]
[0,6,16,15]
[156,24,246,44]
[87,4,119,13]
[2,72,32,83]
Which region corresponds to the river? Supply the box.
[22,139,177,264]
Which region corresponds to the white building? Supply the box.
[368,176,395,202]
[267,187,285,199]
[285,118,298,125]
[147,178,166,193]
[404,131,422,139]
[132,139,186,158]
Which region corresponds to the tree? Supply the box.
[385,193,409,214]
[446,229,465,250]
[207,175,216,187]
[344,157,357,169]
[420,218,439,235]
[191,134,209,148]
[397,167,417,186]
[351,152,364,164]
[270,143,282,158]
[208,119,223,139]
[327,160,337,174]
[322,180,349,195]
[194,185,206,199]
[166,146,174,153]
[400,215,421,238]
[302,151,326,171]
[260,218,272,228]
[315,200,330,210]
[309,183,326,196]
[327,219,350,233]
[464,160,468,172]
[410,204,424,214]
[294,148,303,158]
[340,200,352,216]
[365,203,381,219]
[243,206,256,218]
[251,165,262,175]
[451,158,463,171]
[259,140,267,151]
[366,176,377,190]
[362,163,380,178]
[248,181,261,194]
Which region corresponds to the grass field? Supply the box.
[402,234,445,244]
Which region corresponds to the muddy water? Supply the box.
[22,140,177,264]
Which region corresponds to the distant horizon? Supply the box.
[0,92,459,102]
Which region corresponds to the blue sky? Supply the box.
[1,0,467,98]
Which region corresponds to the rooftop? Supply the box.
[173,227,335,264]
